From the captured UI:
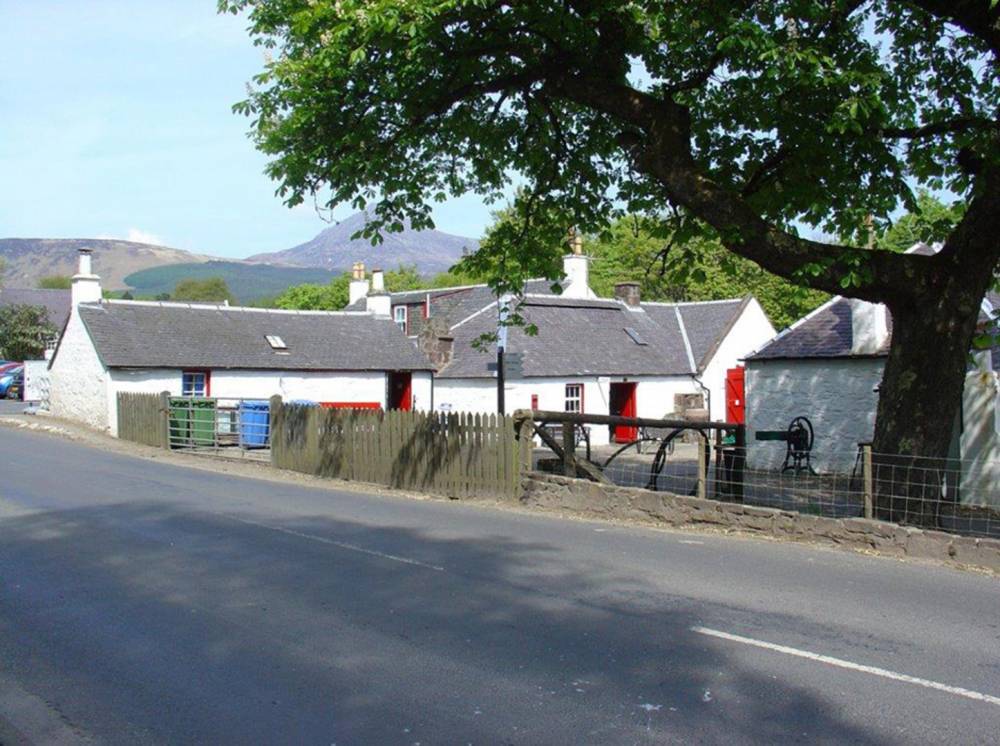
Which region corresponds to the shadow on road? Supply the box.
[0,497,885,745]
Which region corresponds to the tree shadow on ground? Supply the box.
[0,501,889,745]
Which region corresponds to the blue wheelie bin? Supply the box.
[239,400,271,448]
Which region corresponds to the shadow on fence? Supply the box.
[270,398,519,499]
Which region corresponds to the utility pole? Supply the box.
[497,293,511,415]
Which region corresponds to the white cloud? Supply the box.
[94,228,166,246]
[126,228,165,245]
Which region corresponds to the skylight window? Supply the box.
[265,335,287,350]
[624,327,647,346]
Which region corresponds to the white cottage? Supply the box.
[348,248,775,446]
[49,250,434,434]
[744,243,1000,507]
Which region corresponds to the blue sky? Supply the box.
[0,1,494,258]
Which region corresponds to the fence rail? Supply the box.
[270,398,520,499]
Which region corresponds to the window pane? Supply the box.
[183,372,206,397]
[393,306,407,333]
[565,384,582,413]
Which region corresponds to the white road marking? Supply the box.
[678,540,704,545]
[228,516,445,572]
[692,626,1000,707]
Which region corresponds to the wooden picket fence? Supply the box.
[117,392,167,448]
[270,399,521,499]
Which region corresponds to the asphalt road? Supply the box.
[0,427,998,744]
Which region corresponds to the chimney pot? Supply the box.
[365,268,390,316]
[348,261,370,305]
[614,282,641,307]
[71,248,102,306]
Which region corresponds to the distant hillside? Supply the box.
[247,211,477,274]
[0,237,211,290]
[124,261,340,303]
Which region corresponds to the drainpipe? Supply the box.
[692,373,711,421]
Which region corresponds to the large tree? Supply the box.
[223,1,999,502]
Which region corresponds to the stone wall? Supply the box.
[521,473,1000,572]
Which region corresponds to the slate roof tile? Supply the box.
[77,302,433,371]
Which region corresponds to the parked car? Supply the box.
[0,366,23,400]
[0,362,20,375]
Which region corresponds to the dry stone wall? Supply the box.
[521,473,1000,573]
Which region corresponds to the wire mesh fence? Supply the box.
[529,424,1000,539]
[167,397,271,461]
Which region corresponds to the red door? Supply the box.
[388,371,412,411]
[609,382,638,442]
[726,367,745,424]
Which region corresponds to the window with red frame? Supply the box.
[182,370,209,397]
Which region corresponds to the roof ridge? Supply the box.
[640,297,745,308]
[97,299,372,317]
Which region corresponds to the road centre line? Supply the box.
[227,516,445,572]
[692,626,1000,707]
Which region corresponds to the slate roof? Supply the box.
[643,299,749,369]
[345,279,556,337]
[437,295,733,379]
[351,278,755,378]
[749,295,1000,362]
[75,301,433,371]
[746,298,881,361]
[0,288,72,328]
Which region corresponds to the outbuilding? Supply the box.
[744,244,999,506]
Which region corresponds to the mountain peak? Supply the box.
[246,212,478,274]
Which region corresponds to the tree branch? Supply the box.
[902,0,1000,58]
[881,116,999,139]
[547,72,934,301]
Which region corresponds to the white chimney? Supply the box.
[850,298,889,354]
[348,261,370,306]
[561,228,596,299]
[366,268,391,317]
[71,248,102,306]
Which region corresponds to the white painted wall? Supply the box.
[49,307,110,431]
[410,371,434,412]
[436,374,697,446]
[959,370,1000,508]
[746,358,884,473]
[106,368,395,434]
[106,368,437,434]
[700,298,776,421]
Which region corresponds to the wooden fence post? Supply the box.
[562,421,576,477]
[518,416,534,476]
[862,444,874,519]
[269,395,283,467]
[697,438,708,500]
[159,391,171,450]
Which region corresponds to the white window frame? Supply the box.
[393,305,408,334]
[565,383,584,413]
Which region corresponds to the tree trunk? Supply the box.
[871,269,990,525]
